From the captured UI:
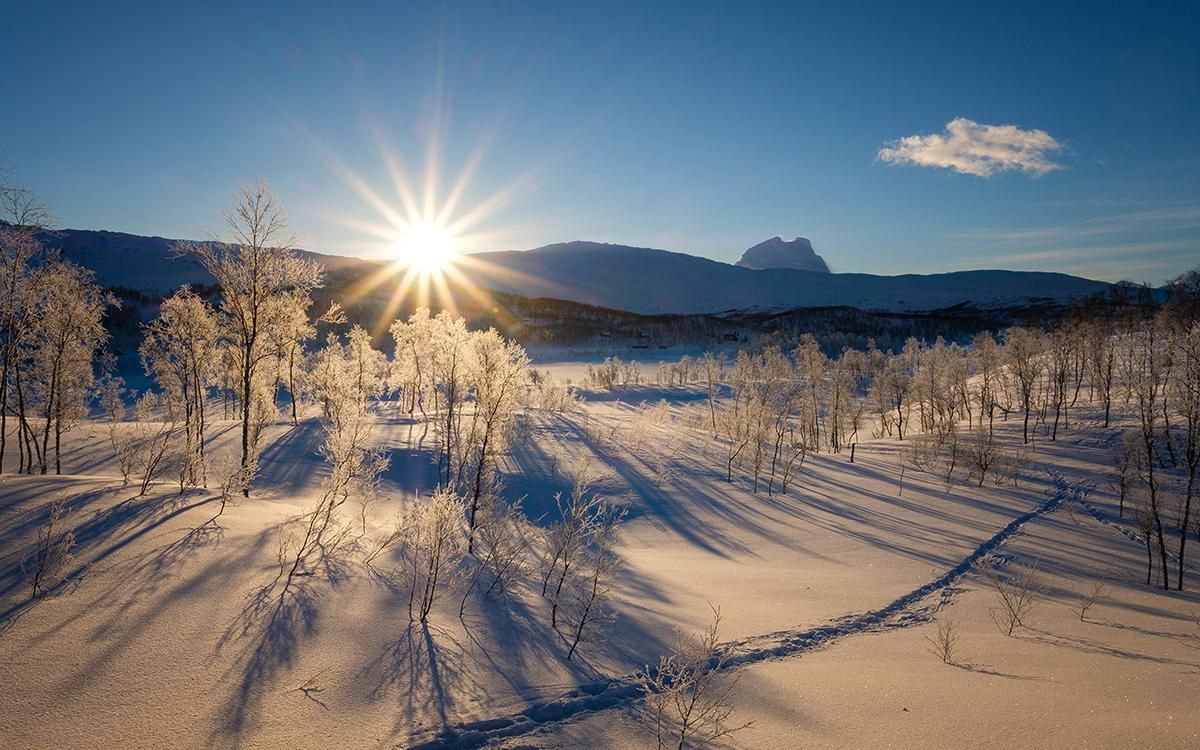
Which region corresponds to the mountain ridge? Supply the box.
[31,228,1113,316]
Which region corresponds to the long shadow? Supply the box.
[951,661,1046,681]
[379,446,441,497]
[533,412,756,557]
[577,384,717,405]
[47,509,279,706]
[213,575,321,745]
[254,420,328,497]
[77,520,226,646]
[209,498,362,746]
[0,483,217,627]
[1022,626,1200,668]
[361,622,479,740]
[406,474,1078,749]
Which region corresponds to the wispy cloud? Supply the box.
[946,205,1200,243]
[946,201,1200,282]
[878,118,1065,177]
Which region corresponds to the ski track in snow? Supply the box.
[406,473,1087,749]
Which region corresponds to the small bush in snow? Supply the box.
[925,616,962,665]
[982,562,1041,637]
[638,605,751,750]
[24,499,76,599]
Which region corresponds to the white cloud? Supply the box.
[878,117,1065,177]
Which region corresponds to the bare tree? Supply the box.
[459,492,533,617]
[700,351,721,435]
[1071,581,1109,622]
[99,376,137,486]
[981,561,1041,636]
[1169,322,1200,589]
[925,616,962,665]
[965,424,998,487]
[0,226,44,474]
[638,604,751,750]
[0,162,54,230]
[133,393,179,497]
[277,391,388,583]
[1109,431,1141,519]
[1085,319,1118,428]
[1129,318,1171,589]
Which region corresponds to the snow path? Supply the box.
[407,473,1085,749]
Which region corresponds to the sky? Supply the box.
[1,1,1198,283]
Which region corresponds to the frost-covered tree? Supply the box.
[566,501,624,660]
[717,351,759,482]
[23,499,75,599]
[460,329,529,551]
[542,466,607,629]
[827,348,865,453]
[180,181,322,495]
[638,605,750,749]
[270,293,317,425]
[0,226,43,474]
[132,392,179,497]
[1085,319,1118,428]
[1045,326,1079,440]
[140,287,218,487]
[1129,317,1171,589]
[399,487,467,622]
[792,334,826,450]
[973,331,1001,434]
[99,377,137,487]
[1169,321,1200,589]
[27,257,113,474]
[389,307,437,418]
[459,492,533,616]
[1003,326,1044,444]
[310,324,386,423]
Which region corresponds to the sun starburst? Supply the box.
[300,118,556,337]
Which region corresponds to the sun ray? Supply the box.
[299,91,553,336]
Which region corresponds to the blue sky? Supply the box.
[2,1,1197,282]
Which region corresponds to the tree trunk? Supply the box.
[241,349,253,498]
[1178,472,1195,591]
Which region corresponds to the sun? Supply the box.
[396,221,458,273]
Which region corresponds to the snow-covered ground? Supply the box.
[1,382,1197,749]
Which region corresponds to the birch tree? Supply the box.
[180,181,321,495]
[27,258,113,474]
[461,329,529,552]
[140,287,218,487]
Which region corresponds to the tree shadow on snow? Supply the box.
[212,570,321,745]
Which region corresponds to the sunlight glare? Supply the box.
[396,221,457,273]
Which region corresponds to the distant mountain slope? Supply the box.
[455,241,1110,314]
[37,228,375,294]
[736,236,830,273]
[35,230,1112,315]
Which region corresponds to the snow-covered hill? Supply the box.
[456,241,1111,314]
[38,229,1112,315]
